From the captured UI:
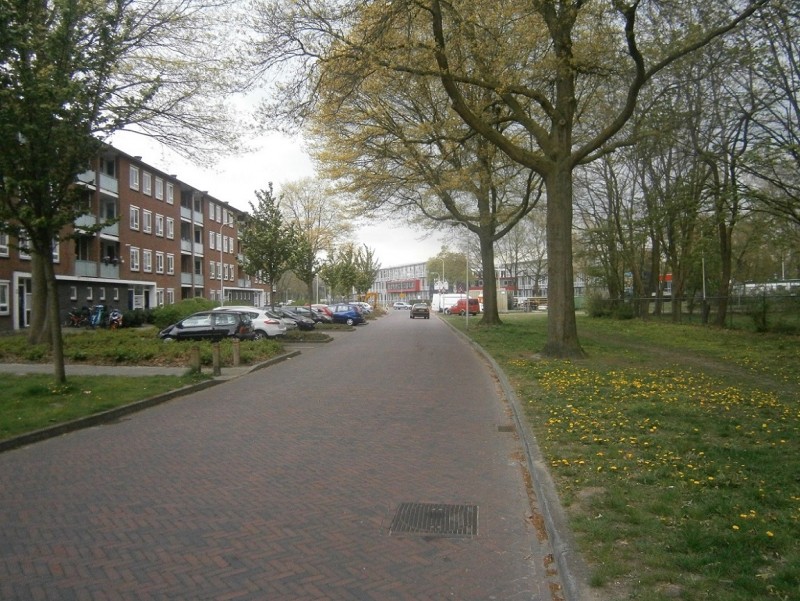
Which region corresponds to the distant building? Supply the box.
[0,145,270,332]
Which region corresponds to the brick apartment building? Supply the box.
[0,144,269,333]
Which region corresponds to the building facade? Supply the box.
[0,145,269,333]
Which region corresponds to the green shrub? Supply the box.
[151,298,216,329]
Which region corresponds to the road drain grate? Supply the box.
[389,502,478,537]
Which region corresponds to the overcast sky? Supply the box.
[109,131,447,268]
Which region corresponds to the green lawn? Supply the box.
[0,327,287,442]
[449,313,799,601]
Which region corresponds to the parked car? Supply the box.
[444,298,480,316]
[330,303,366,326]
[265,307,298,331]
[275,307,316,330]
[292,305,332,324]
[159,310,255,341]
[212,306,286,339]
[350,301,372,314]
[393,302,412,310]
[311,304,334,318]
[409,303,430,319]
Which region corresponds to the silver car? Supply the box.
[212,306,287,339]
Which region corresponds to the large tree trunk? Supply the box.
[28,253,50,345]
[43,256,66,383]
[543,164,584,358]
[477,231,501,325]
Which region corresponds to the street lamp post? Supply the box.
[219,219,233,306]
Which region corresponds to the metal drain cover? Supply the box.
[389,502,478,537]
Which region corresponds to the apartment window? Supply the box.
[130,206,140,230]
[208,202,216,221]
[129,247,140,271]
[208,231,215,250]
[166,182,174,204]
[129,166,140,190]
[69,286,77,301]
[166,217,175,239]
[143,249,152,272]
[0,233,8,256]
[217,261,222,279]
[155,177,164,200]
[155,214,164,237]
[86,287,93,301]
[156,288,164,306]
[156,251,164,274]
[209,260,216,279]
[216,205,222,222]
[18,232,31,260]
[143,210,152,234]
[113,288,119,301]
[166,253,174,275]
[52,238,60,263]
[216,232,222,251]
[99,287,106,301]
[0,281,10,314]
[166,288,175,304]
[142,172,152,196]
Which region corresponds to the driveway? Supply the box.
[0,311,566,600]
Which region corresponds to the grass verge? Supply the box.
[0,327,289,442]
[448,312,799,601]
[0,373,209,441]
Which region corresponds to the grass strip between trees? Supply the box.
[449,313,799,601]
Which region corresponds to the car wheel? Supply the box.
[459,310,466,316]
[444,309,451,315]
[161,336,175,342]
[252,331,265,341]
[346,318,355,326]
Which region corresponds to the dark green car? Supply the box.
[409,303,430,319]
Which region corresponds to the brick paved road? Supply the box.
[0,311,565,600]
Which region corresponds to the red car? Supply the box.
[445,298,480,316]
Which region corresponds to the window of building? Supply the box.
[156,251,164,274]
[129,247,140,271]
[155,214,164,237]
[86,287,93,301]
[143,249,152,272]
[166,182,174,204]
[208,231,215,250]
[166,253,175,275]
[113,288,119,301]
[69,286,77,301]
[130,166,140,190]
[143,210,152,234]
[156,288,164,306]
[18,232,31,260]
[0,281,11,315]
[216,205,222,222]
[166,217,174,239]
[166,288,175,304]
[130,206,140,230]
[0,233,8,256]
[142,172,152,196]
[155,177,164,200]
[51,238,60,263]
[208,201,216,221]
[209,260,216,279]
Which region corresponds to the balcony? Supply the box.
[75,260,97,277]
[76,171,118,195]
[99,263,120,279]
[180,272,204,286]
